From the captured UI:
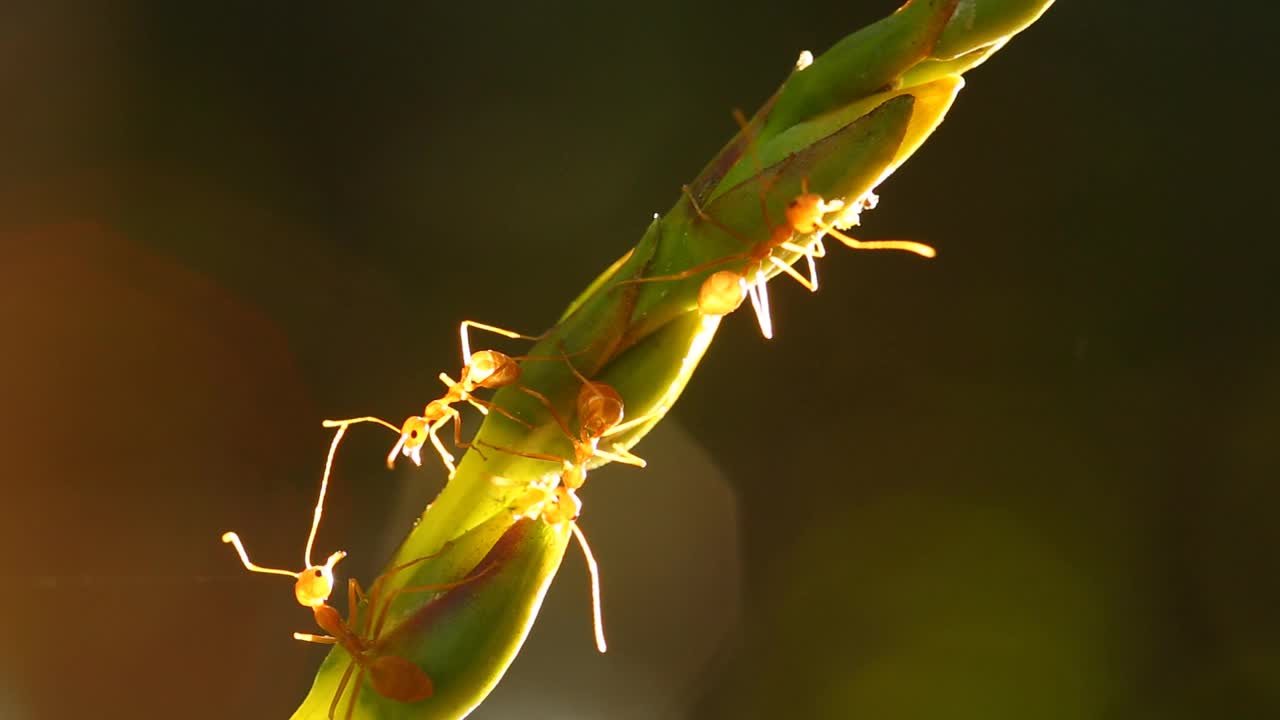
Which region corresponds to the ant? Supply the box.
[483,355,654,652]
[626,110,936,339]
[324,320,544,478]
[504,477,607,652]
[221,422,488,719]
[486,349,649,490]
[309,546,491,720]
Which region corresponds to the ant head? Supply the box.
[577,382,624,439]
[466,350,520,389]
[294,550,346,607]
[785,194,825,234]
[397,415,429,465]
[698,271,747,316]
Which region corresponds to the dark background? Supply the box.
[1,1,1276,718]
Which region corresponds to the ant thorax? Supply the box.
[766,223,794,250]
[422,397,452,420]
[311,603,351,640]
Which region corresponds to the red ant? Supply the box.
[628,110,935,339]
[221,423,488,719]
[483,357,654,652]
[324,320,542,478]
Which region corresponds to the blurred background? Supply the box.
[1,1,1276,718]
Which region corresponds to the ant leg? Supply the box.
[620,185,761,287]
[570,522,607,653]
[768,254,817,292]
[337,661,363,717]
[778,240,821,291]
[683,184,759,247]
[448,410,489,461]
[460,320,545,366]
[821,224,936,258]
[361,548,456,634]
[756,269,774,339]
[330,661,358,720]
[347,578,365,635]
[509,344,593,364]
[368,564,496,644]
[477,439,569,468]
[598,406,664,439]
[743,269,774,339]
[744,277,764,335]
[730,108,777,228]
[463,398,490,416]
[620,252,744,286]
[425,410,459,478]
[592,443,647,469]
[294,633,338,644]
[516,385,577,446]
[804,248,819,290]
[553,339,596,389]
[466,396,534,430]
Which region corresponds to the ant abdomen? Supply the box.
[698,270,747,316]
[468,350,521,389]
[368,655,434,703]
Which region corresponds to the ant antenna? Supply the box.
[321,416,401,435]
[220,422,350,578]
[321,415,405,469]
[304,423,347,569]
[555,340,592,385]
[459,320,544,366]
[221,531,298,579]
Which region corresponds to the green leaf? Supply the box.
[761,0,960,139]
[287,2,1055,717]
[291,514,570,720]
